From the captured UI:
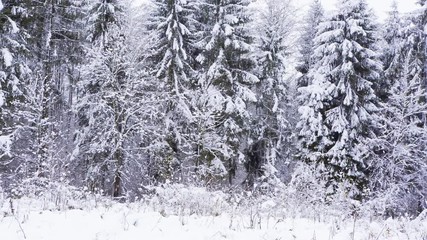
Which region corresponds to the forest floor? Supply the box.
[0,185,426,240]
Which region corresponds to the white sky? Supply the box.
[316,0,419,20]
[132,0,420,21]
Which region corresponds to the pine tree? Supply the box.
[297,0,382,199]
[369,62,427,216]
[244,0,295,189]
[74,0,141,197]
[296,0,324,87]
[367,0,427,216]
[379,0,405,101]
[143,0,197,183]
[14,0,87,185]
[0,0,34,189]
[194,0,258,186]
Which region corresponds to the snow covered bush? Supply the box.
[8,178,91,211]
[285,162,364,220]
[145,183,228,216]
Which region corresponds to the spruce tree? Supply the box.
[244,0,295,189]
[404,0,427,124]
[0,0,34,189]
[74,0,131,196]
[16,0,87,184]
[195,0,258,185]
[297,0,382,199]
[296,0,324,87]
[144,0,197,183]
[367,0,427,216]
[378,0,405,101]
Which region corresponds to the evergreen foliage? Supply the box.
[0,0,426,217]
[144,0,197,183]
[194,0,258,186]
[244,0,295,189]
[74,0,133,197]
[296,0,324,87]
[367,0,427,216]
[297,0,382,199]
[0,0,33,186]
[381,1,404,88]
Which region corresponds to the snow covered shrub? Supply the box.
[0,183,4,210]
[226,189,290,229]
[147,183,228,216]
[287,163,327,210]
[287,162,361,219]
[10,178,87,210]
[10,177,49,199]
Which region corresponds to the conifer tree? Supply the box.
[144,0,197,183]
[296,0,324,87]
[195,0,258,185]
[297,0,382,199]
[404,0,427,124]
[0,0,34,188]
[0,0,87,193]
[378,0,405,101]
[74,0,131,196]
[244,0,295,189]
[15,0,87,184]
[367,0,427,216]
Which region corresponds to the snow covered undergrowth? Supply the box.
[0,186,426,240]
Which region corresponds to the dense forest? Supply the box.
[0,0,426,217]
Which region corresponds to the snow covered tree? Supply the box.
[368,64,427,216]
[87,0,122,48]
[1,0,86,192]
[378,0,405,101]
[367,1,427,216]
[194,0,258,186]
[403,1,427,124]
[382,1,402,77]
[244,0,295,189]
[143,0,197,183]
[9,0,86,186]
[0,0,35,189]
[297,0,382,200]
[296,0,324,87]
[0,0,20,162]
[73,0,134,197]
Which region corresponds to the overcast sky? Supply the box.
[316,0,419,20]
[132,0,420,21]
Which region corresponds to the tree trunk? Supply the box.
[113,147,123,197]
[37,0,55,178]
[113,97,124,197]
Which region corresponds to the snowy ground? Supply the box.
[1,187,426,240]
